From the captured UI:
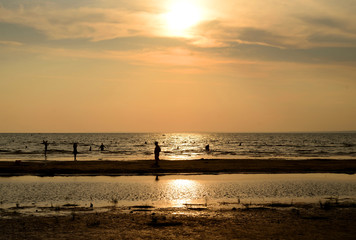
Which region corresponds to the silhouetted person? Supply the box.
[154,141,161,166]
[73,143,78,161]
[42,140,49,159]
[239,142,242,146]
[99,143,105,151]
[205,144,210,151]
[89,146,92,151]
[155,175,159,181]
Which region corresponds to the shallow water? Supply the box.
[0,132,356,161]
[1,174,355,212]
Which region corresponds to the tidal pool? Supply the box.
[1,174,355,211]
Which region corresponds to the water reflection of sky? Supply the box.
[0,174,356,210]
[164,179,202,207]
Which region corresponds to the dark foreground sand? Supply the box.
[1,202,356,240]
[1,159,356,176]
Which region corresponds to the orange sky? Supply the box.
[0,0,356,132]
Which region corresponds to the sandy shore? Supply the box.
[1,202,356,240]
[0,159,355,176]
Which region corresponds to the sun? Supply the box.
[164,1,202,36]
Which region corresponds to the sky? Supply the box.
[0,0,355,133]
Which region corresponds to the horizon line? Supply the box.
[0,130,355,134]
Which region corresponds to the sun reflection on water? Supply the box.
[164,133,208,160]
[165,179,203,207]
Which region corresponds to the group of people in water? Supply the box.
[41,141,214,165]
[41,140,162,163]
[42,140,107,161]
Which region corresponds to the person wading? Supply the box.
[154,141,161,167]
[73,143,78,161]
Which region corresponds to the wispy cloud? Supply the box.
[0,40,23,46]
[0,4,162,41]
[1,0,356,66]
[191,0,356,49]
[1,0,355,49]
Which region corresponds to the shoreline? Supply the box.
[0,159,355,176]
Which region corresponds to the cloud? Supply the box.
[307,33,356,46]
[1,0,356,66]
[191,0,356,49]
[192,20,299,49]
[229,27,291,49]
[300,16,346,30]
[0,4,163,41]
[1,0,355,50]
[194,16,356,50]
[0,40,23,46]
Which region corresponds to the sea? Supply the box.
[0,132,355,161]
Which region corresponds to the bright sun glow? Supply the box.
[164,1,202,36]
[169,179,196,188]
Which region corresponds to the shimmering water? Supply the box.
[0,174,355,210]
[0,132,356,161]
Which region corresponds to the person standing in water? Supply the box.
[154,141,161,166]
[205,144,210,151]
[73,143,78,161]
[99,143,105,151]
[42,140,49,159]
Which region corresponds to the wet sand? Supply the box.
[0,159,356,176]
[1,203,355,239]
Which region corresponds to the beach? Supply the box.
[1,159,356,239]
[1,203,356,239]
[1,0,355,237]
[0,159,355,176]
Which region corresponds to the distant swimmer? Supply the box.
[154,141,161,166]
[99,143,106,151]
[42,140,49,159]
[73,143,78,161]
[205,144,210,151]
